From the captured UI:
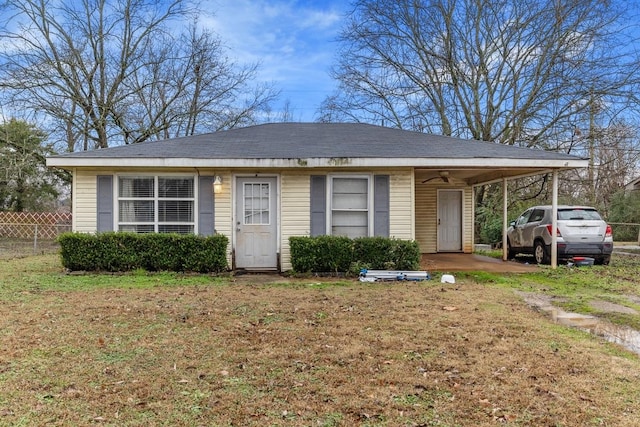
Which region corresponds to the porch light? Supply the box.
[213,175,222,194]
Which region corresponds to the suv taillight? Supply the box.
[546,224,561,236]
[605,224,613,238]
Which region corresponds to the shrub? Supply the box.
[353,236,394,269]
[608,190,640,241]
[290,235,421,274]
[389,239,421,270]
[57,232,228,273]
[289,236,318,273]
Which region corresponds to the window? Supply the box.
[330,176,371,238]
[243,182,270,225]
[558,208,602,221]
[515,209,532,227]
[118,175,194,233]
[528,209,545,223]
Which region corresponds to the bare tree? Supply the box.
[0,0,278,151]
[116,24,278,143]
[321,0,640,149]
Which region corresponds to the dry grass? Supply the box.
[1,255,639,426]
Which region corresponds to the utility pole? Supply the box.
[588,90,597,206]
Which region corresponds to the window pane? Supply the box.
[159,224,194,234]
[558,208,601,220]
[332,211,368,238]
[119,177,154,198]
[159,200,194,222]
[244,183,270,225]
[119,200,154,222]
[332,178,367,209]
[333,177,367,193]
[159,177,194,198]
[119,224,154,233]
[333,193,368,210]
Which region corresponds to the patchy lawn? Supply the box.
[0,255,639,426]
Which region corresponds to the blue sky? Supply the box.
[202,0,349,122]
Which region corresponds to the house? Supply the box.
[625,176,640,192]
[46,122,588,271]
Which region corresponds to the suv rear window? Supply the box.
[558,208,602,220]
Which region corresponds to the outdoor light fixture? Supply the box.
[213,175,222,194]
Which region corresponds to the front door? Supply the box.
[437,190,462,252]
[235,177,278,269]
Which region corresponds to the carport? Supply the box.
[420,166,589,269]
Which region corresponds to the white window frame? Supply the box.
[115,174,197,234]
[327,174,374,238]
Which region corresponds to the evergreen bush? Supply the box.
[290,235,421,274]
[57,232,228,273]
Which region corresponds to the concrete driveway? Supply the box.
[421,253,539,273]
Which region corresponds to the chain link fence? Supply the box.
[0,212,72,259]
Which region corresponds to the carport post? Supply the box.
[502,178,508,261]
[551,170,558,268]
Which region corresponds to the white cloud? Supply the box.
[200,0,346,120]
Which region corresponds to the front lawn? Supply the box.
[0,254,639,426]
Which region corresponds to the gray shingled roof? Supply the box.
[49,122,584,161]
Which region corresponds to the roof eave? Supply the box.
[46,157,589,169]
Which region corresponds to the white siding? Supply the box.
[415,182,438,252]
[463,188,473,252]
[213,172,233,266]
[74,170,98,232]
[389,170,414,239]
[280,172,312,271]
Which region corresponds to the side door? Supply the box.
[521,208,546,248]
[511,209,532,249]
[235,177,278,270]
[437,190,463,252]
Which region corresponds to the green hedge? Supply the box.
[57,232,229,273]
[289,235,420,274]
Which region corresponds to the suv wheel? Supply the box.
[534,241,549,264]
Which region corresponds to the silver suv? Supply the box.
[506,205,613,265]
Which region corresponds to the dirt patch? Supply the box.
[1,277,640,426]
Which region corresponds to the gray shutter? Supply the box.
[374,175,390,237]
[198,176,215,236]
[310,175,326,236]
[97,175,114,232]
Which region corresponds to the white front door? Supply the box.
[235,177,278,269]
[437,190,462,252]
